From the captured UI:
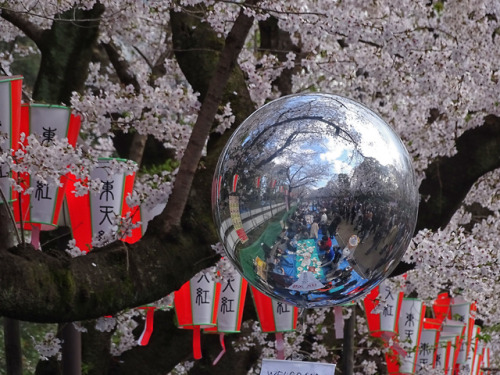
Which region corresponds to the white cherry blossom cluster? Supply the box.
[214,257,238,283]
[150,293,174,311]
[168,361,195,375]
[95,316,117,332]
[7,134,94,191]
[214,102,236,134]
[71,60,200,160]
[238,49,283,107]
[33,332,62,361]
[258,0,500,174]
[65,238,85,258]
[109,309,141,356]
[356,360,378,375]
[90,210,141,248]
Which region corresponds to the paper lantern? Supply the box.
[250,286,298,359]
[395,298,426,374]
[484,345,491,373]
[432,292,451,323]
[464,325,480,375]
[174,271,221,359]
[204,272,248,364]
[416,326,440,370]
[436,331,461,375]
[65,158,141,253]
[207,272,248,334]
[0,75,22,203]
[450,299,476,365]
[442,319,467,374]
[13,103,81,248]
[473,343,485,375]
[363,281,404,340]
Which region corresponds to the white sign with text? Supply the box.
[260,359,336,375]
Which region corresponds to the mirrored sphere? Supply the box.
[212,93,418,308]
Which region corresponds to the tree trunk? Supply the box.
[341,308,355,375]
[3,317,22,375]
[33,4,105,105]
[62,323,82,375]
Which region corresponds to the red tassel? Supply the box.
[193,326,202,359]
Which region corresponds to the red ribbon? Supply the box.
[137,307,155,346]
[193,326,202,359]
[275,332,285,359]
[31,225,41,250]
[212,333,226,365]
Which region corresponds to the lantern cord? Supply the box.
[275,332,285,360]
[0,188,21,245]
[193,326,202,360]
[212,333,226,366]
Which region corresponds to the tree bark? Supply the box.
[33,5,105,105]
[62,323,82,375]
[158,0,259,232]
[417,114,500,231]
[3,317,22,375]
[341,308,355,375]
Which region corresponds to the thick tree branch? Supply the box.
[0,8,45,48]
[416,115,500,231]
[0,231,218,322]
[392,114,500,277]
[32,4,104,105]
[102,41,141,93]
[156,0,260,232]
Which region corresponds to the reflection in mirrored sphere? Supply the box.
[212,93,418,308]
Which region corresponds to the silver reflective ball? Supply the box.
[212,93,418,308]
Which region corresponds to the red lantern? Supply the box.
[204,272,248,364]
[483,345,491,374]
[232,174,239,192]
[174,271,221,359]
[363,281,404,340]
[65,158,141,253]
[432,292,451,323]
[416,325,440,370]
[207,272,248,334]
[442,319,467,374]
[395,298,426,374]
[0,75,22,203]
[255,176,261,188]
[450,298,476,365]
[14,103,81,248]
[465,325,480,375]
[436,330,461,375]
[250,287,298,360]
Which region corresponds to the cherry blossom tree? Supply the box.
[1,0,500,374]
